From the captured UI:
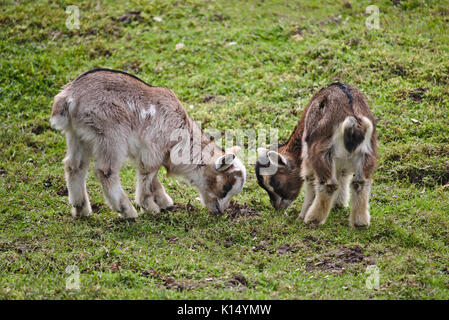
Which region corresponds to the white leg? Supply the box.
[135,169,161,214]
[64,131,92,217]
[94,145,137,219]
[152,175,174,210]
[350,179,371,228]
[299,174,315,220]
[333,171,351,209]
[304,181,338,225]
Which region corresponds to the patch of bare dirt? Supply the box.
[276,244,296,254]
[112,11,143,24]
[56,187,68,196]
[170,202,196,214]
[226,203,262,219]
[31,123,49,135]
[141,269,206,291]
[396,164,449,186]
[91,203,105,213]
[227,274,251,288]
[201,94,227,103]
[162,276,204,291]
[201,94,216,103]
[408,87,429,102]
[0,240,41,254]
[306,245,375,274]
[392,64,406,77]
[342,2,352,9]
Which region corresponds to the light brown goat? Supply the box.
[50,68,246,219]
[256,83,377,227]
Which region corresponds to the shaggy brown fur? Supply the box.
[256,83,377,227]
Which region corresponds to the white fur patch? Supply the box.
[108,183,123,207]
[140,104,157,119]
[333,116,373,156]
[50,115,68,130]
[358,116,373,154]
[328,116,375,179]
[67,98,75,113]
[149,104,156,116]
[127,101,136,112]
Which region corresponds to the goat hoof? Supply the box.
[352,222,369,229]
[304,218,325,226]
[71,205,91,217]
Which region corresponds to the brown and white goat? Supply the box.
[50,68,246,219]
[256,83,377,227]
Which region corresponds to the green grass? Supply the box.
[1,0,448,299]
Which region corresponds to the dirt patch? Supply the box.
[162,276,204,291]
[392,64,406,77]
[409,87,428,102]
[141,269,205,291]
[56,186,68,196]
[43,177,53,189]
[395,164,449,186]
[210,13,230,22]
[201,94,216,103]
[112,11,143,24]
[201,94,226,103]
[170,202,196,214]
[0,167,7,175]
[227,274,250,288]
[303,235,329,252]
[306,245,375,273]
[226,203,262,219]
[342,2,352,9]
[31,123,49,135]
[0,240,41,254]
[120,60,141,74]
[91,203,105,213]
[276,244,295,254]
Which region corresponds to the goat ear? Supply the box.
[215,153,236,171]
[226,146,241,155]
[267,151,288,167]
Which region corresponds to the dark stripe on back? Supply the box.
[330,82,353,110]
[75,68,154,88]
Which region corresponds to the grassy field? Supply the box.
[0,0,448,299]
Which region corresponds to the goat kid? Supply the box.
[256,83,377,227]
[50,68,246,219]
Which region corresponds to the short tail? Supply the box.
[342,116,373,153]
[50,89,72,131]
